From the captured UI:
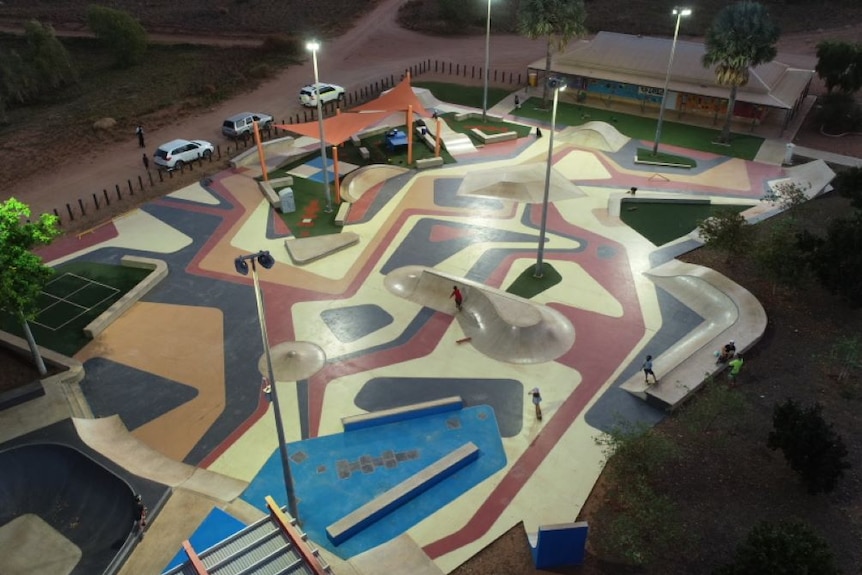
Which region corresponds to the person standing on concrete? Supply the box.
[642,354,658,385]
[450,285,463,312]
[135,125,145,148]
[514,94,521,109]
[529,387,543,421]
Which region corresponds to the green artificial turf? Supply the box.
[514,97,763,161]
[439,113,534,141]
[635,148,697,168]
[505,263,563,299]
[413,81,512,111]
[0,261,152,356]
[620,200,751,246]
[273,177,340,238]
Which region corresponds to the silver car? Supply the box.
[153,139,214,170]
[222,112,274,138]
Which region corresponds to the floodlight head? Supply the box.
[547,77,567,92]
[234,257,250,276]
[306,40,320,52]
[257,251,276,269]
[673,7,692,16]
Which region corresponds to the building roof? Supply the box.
[530,31,814,110]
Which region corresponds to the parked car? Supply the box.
[222,112,274,138]
[299,83,345,107]
[153,139,214,170]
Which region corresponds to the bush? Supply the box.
[808,214,862,307]
[697,208,753,262]
[86,5,147,68]
[817,92,862,135]
[715,520,839,575]
[767,399,850,494]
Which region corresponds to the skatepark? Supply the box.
[2,83,844,573]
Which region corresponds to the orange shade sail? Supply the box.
[275,111,390,147]
[352,77,430,117]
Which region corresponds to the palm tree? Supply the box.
[702,1,779,144]
[518,0,588,108]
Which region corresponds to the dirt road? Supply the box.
[0,0,545,218]
[2,5,860,219]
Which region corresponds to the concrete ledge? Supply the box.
[326,442,479,545]
[335,202,351,226]
[620,260,767,410]
[470,127,517,144]
[454,111,503,122]
[258,176,294,208]
[351,134,361,147]
[84,256,168,339]
[414,126,437,151]
[415,156,444,170]
[359,147,370,160]
[341,396,463,431]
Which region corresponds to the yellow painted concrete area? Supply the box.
[76,302,225,461]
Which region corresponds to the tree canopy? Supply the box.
[86,5,148,68]
[518,0,588,107]
[815,41,862,94]
[0,198,60,322]
[702,1,779,143]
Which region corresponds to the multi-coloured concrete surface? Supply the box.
[6,104,802,573]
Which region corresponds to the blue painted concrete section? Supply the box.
[530,522,589,569]
[241,405,507,558]
[162,508,246,573]
[342,397,463,431]
[321,304,393,343]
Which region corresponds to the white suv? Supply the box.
[299,83,345,107]
[153,139,214,170]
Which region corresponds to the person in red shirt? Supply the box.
[450,286,463,311]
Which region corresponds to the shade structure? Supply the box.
[275,111,390,147]
[456,163,585,203]
[352,77,431,117]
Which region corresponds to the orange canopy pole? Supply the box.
[435,117,442,157]
[332,145,341,204]
[407,105,414,165]
[253,121,268,182]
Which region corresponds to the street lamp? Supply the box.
[306,40,333,213]
[535,76,566,278]
[234,250,299,521]
[652,7,691,156]
[482,0,492,123]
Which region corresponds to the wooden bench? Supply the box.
[350,134,361,147]
[416,157,444,170]
[334,201,351,226]
[470,127,518,144]
[341,397,463,431]
[326,442,479,545]
[359,146,370,160]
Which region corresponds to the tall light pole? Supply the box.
[307,40,333,213]
[234,250,299,522]
[482,0,492,123]
[652,7,691,156]
[535,76,566,278]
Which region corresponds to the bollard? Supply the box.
[158,170,163,183]
[116,184,122,200]
[128,179,134,195]
[93,193,100,210]
[78,198,86,215]
[104,189,111,205]
[66,204,74,220]
[138,175,144,191]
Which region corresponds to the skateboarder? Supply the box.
[642,354,658,385]
[529,387,543,420]
[450,285,463,311]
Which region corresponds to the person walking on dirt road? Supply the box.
[136,125,145,148]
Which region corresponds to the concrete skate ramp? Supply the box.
[73,416,246,501]
[457,163,585,203]
[385,266,575,364]
[768,159,836,199]
[341,164,410,203]
[558,121,630,153]
[0,443,137,575]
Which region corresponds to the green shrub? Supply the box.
[768,399,850,494]
[86,5,147,68]
[715,521,838,575]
